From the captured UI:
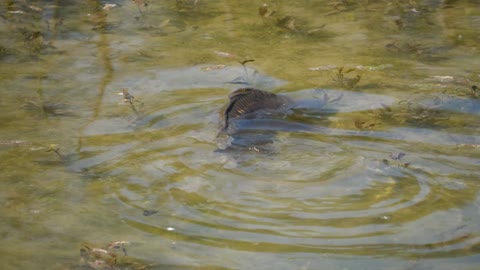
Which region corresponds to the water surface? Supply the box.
[1,1,480,269]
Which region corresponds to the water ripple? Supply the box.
[72,83,480,262]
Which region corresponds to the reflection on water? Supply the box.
[1,0,480,269]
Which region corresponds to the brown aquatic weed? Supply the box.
[225,59,257,86]
[259,3,276,18]
[118,88,145,126]
[46,147,66,162]
[462,85,479,99]
[78,241,153,270]
[79,241,152,270]
[333,67,361,89]
[369,95,450,127]
[119,88,135,104]
[354,119,378,130]
[23,100,73,117]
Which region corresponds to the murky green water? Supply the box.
[1,0,480,269]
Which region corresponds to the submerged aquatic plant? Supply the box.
[333,67,361,89]
[119,88,135,104]
[257,3,326,35]
[368,95,450,127]
[118,88,144,126]
[77,240,154,269]
[354,119,379,130]
[1,0,65,55]
[399,98,449,125]
[460,85,479,99]
[224,59,258,86]
[79,241,152,270]
[258,3,276,18]
[23,100,73,117]
[46,146,66,162]
[313,89,344,107]
[385,40,451,60]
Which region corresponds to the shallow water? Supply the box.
[1,1,480,269]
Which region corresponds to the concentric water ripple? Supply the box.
[69,67,480,268]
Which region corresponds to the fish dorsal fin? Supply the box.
[223,88,291,130]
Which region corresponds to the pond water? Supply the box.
[1,0,480,269]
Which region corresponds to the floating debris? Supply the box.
[103,4,118,10]
[383,152,410,168]
[46,146,66,162]
[143,210,158,216]
[309,65,337,71]
[354,119,378,130]
[456,144,480,149]
[277,16,296,31]
[79,241,148,270]
[158,19,171,28]
[107,241,129,256]
[201,64,227,71]
[117,88,144,126]
[213,51,237,58]
[119,88,135,104]
[0,140,32,146]
[239,59,255,66]
[465,85,479,99]
[311,64,392,72]
[7,10,26,14]
[355,64,393,71]
[429,76,455,83]
[390,152,406,160]
[259,3,276,18]
[27,3,43,12]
